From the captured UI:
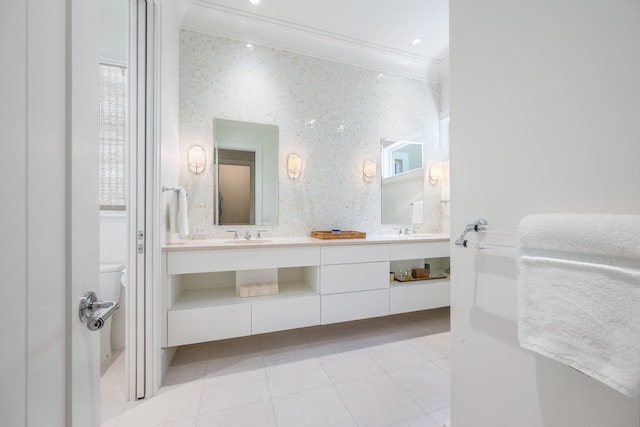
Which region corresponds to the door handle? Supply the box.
[78,291,120,331]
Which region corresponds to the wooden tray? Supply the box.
[311,230,367,240]
[394,273,448,283]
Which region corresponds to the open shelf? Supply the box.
[392,274,449,286]
[171,280,316,311]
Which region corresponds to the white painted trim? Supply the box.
[148,0,163,396]
[100,210,127,219]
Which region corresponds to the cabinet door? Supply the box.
[320,261,389,294]
[321,289,389,324]
[321,244,388,265]
[167,303,251,347]
[252,295,320,334]
[389,240,450,260]
[167,246,320,274]
[389,280,450,314]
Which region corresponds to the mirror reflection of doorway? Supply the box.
[218,149,255,225]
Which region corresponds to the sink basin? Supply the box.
[225,239,273,244]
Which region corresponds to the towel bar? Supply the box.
[455,218,516,255]
[162,185,188,196]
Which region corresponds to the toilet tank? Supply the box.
[99,263,125,302]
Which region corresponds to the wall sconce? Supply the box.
[362,160,376,183]
[429,164,443,185]
[287,154,302,179]
[188,145,206,174]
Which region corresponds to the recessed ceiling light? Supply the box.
[246,43,255,50]
[412,38,422,47]
[250,0,261,5]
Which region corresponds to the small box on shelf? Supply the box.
[238,282,279,298]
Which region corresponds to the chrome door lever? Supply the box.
[79,291,120,331]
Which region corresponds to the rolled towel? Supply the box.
[169,187,189,238]
[412,268,430,279]
[176,187,189,237]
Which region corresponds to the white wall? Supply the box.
[178,31,443,237]
[450,1,640,426]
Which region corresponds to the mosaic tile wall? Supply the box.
[178,30,443,238]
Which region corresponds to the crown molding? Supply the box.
[182,1,444,82]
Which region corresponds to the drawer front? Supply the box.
[167,303,251,347]
[388,240,450,261]
[321,289,389,324]
[252,295,320,335]
[167,246,320,274]
[320,261,390,294]
[389,280,450,314]
[321,244,388,265]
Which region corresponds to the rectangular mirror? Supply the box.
[213,119,279,226]
[381,138,424,225]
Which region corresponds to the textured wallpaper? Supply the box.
[178,30,443,238]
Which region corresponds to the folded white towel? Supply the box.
[517,214,640,397]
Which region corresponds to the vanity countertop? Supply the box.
[162,233,450,251]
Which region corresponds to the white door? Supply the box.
[0,0,102,425]
[450,1,640,426]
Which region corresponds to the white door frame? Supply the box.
[127,0,147,401]
[128,0,162,400]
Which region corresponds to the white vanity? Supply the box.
[161,235,450,348]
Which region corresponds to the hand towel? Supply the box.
[517,214,640,397]
[169,187,189,238]
[176,187,189,237]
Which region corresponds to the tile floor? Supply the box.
[101,307,451,427]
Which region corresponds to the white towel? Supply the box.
[517,214,640,397]
[169,187,189,238]
[411,200,423,224]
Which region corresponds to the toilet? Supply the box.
[99,263,125,373]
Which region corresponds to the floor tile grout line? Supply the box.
[107,310,450,427]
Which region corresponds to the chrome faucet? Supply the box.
[256,230,268,239]
[244,230,252,240]
[227,230,238,240]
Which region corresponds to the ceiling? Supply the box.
[181,0,449,82]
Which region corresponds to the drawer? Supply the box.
[320,261,390,294]
[252,295,320,335]
[388,240,450,260]
[321,289,389,324]
[167,246,320,274]
[321,244,388,265]
[389,280,450,314]
[167,303,251,346]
